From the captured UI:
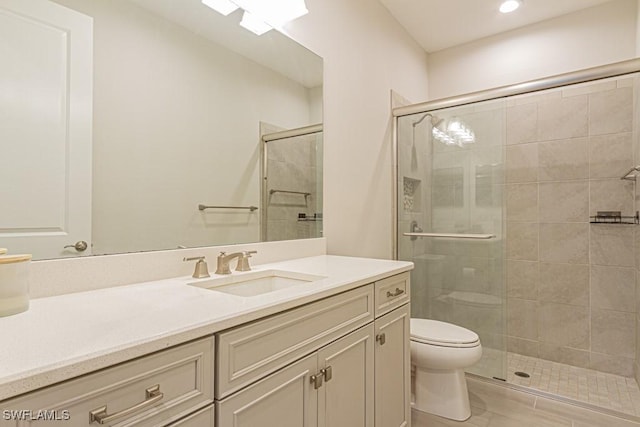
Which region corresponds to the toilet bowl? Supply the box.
[410,318,482,421]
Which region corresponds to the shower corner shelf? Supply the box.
[589,211,639,225]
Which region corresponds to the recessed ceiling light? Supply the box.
[240,11,273,35]
[202,0,239,16]
[499,0,522,13]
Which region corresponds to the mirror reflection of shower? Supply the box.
[261,123,323,242]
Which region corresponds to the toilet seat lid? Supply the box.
[410,319,479,347]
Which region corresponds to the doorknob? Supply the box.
[64,241,88,252]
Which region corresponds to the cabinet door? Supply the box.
[318,324,374,427]
[216,353,318,427]
[374,305,410,427]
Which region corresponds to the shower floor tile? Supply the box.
[507,352,640,418]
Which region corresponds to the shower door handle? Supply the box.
[403,232,495,239]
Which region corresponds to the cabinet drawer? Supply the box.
[375,272,410,317]
[168,405,214,426]
[0,337,214,427]
[216,284,374,398]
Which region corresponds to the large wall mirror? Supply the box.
[0,0,323,260]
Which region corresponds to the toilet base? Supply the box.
[412,366,471,421]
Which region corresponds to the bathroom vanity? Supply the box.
[0,256,412,426]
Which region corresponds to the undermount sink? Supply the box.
[188,269,326,297]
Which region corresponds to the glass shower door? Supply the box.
[397,100,507,380]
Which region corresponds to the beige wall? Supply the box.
[285,0,430,259]
[428,0,638,100]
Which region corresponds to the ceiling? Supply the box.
[378,0,616,53]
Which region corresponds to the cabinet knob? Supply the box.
[376,333,386,345]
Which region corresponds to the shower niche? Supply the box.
[403,177,422,213]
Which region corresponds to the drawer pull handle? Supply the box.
[376,333,386,345]
[89,384,163,424]
[321,366,333,382]
[386,288,405,298]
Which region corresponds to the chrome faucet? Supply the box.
[184,256,210,278]
[215,251,257,274]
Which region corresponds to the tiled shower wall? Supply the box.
[264,127,323,242]
[506,76,637,377]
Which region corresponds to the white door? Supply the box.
[375,305,411,427]
[318,325,374,427]
[0,0,92,259]
[216,353,318,427]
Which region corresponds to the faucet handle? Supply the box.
[236,250,257,272]
[183,256,210,278]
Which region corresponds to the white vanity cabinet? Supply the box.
[0,337,214,427]
[0,268,411,427]
[215,271,411,427]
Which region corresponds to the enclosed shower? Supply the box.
[395,59,640,418]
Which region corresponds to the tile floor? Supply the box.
[508,352,640,417]
[412,376,640,427]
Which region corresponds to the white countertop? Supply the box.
[0,255,413,401]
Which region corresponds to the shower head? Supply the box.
[412,113,442,128]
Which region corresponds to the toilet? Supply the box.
[410,318,482,421]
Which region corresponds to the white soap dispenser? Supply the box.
[0,253,31,317]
